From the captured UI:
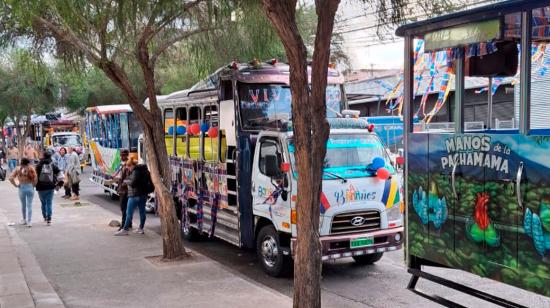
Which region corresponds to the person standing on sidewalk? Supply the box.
[53,147,70,199]
[9,158,37,227]
[7,144,19,173]
[36,150,61,226]
[66,147,81,201]
[115,159,153,236]
[115,149,131,231]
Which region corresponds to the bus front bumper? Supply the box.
[290,227,404,261]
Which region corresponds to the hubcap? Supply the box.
[261,235,279,268]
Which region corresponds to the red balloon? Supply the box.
[207,127,218,138]
[189,123,200,135]
[376,167,391,180]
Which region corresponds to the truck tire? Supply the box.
[182,224,202,241]
[352,252,384,265]
[256,225,291,277]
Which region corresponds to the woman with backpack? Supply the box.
[36,150,61,226]
[9,158,37,227]
[114,158,153,236]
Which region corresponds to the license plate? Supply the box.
[350,237,374,249]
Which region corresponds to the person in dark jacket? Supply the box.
[114,159,152,236]
[35,150,61,225]
[115,149,131,231]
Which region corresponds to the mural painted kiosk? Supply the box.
[85,104,143,196]
[397,0,550,305]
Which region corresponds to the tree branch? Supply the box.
[150,27,215,65]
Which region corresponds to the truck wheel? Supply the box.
[256,225,290,277]
[352,252,384,265]
[182,224,201,241]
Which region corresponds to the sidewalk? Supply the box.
[0,181,291,308]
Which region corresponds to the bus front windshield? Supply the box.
[239,84,343,130]
[288,133,392,179]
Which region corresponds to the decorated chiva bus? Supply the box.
[160,60,404,276]
[85,105,142,197]
[398,0,550,304]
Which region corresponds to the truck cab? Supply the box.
[251,118,404,275]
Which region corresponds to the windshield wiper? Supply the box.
[323,170,347,183]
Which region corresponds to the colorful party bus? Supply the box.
[397,0,550,304]
[85,104,142,197]
[160,60,404,276]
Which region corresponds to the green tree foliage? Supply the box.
[0,49,57,147]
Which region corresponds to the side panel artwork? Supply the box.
[408,132,550,296]
[518,135,550,296]
[89,141,122,178]
[407,133,430,261]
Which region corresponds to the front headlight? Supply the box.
[386,204,403,224]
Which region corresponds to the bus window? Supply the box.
[189,106,201,160]
[164,108,174,156]
[175,107,187,158]
[128,113,142,151]
[529,7,550,134]
[120,113,130,150]
[203,105,223,162]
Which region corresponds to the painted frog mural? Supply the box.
[412,181,448,229]
[524,201,550,257]
[466,192,500,247]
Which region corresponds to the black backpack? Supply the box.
[39,162,55,185]
[143,170,154,194]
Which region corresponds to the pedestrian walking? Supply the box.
[114,149,131,231]
[53,147,70,199]
[36,150,61,225]
[23,144,39,164]
[66,147,81,201]
[7,144,19,173]
[9,158,37,227]
[114,159,153,236]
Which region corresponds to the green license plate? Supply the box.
[350,237,374,249]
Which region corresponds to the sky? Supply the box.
[334,0,501,71]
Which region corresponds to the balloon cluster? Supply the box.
[371,157,390,181]
[167,123,219,137]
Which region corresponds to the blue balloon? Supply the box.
[176,125,186,135]
[200,123,209,133]
[168,126,174,135]
[372,157,385,170]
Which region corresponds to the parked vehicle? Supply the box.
[159,60,404,276]
[84,105,142,198]
[398,0,550,303]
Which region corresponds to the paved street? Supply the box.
[77,168,550,308]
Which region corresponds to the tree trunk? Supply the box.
[33,15,187,261]
[14,115,24,159]
[101,60,186,260]
[261,1,340,307]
